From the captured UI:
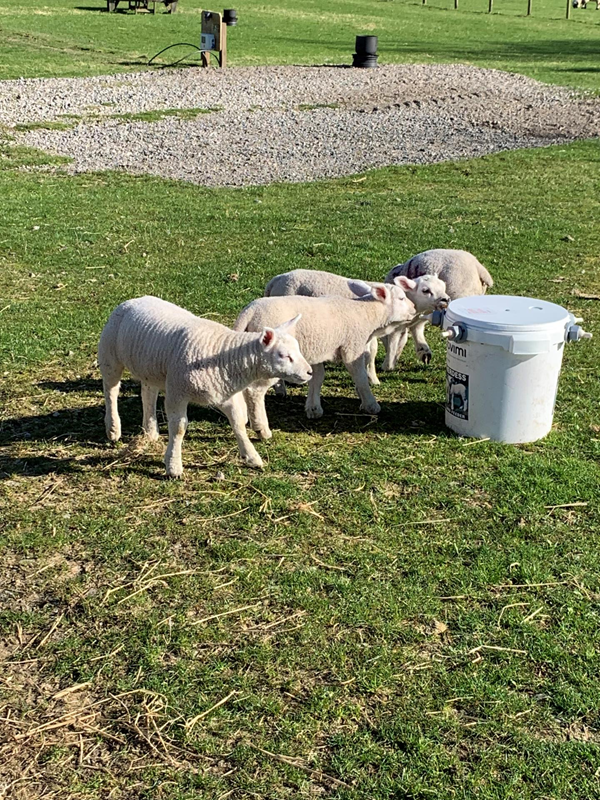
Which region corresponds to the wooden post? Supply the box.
[454,0,458,9]
[527,0,532,13]
[422,0,427,6]
[488,0,493,11]
[566,0,571,16]
[200,10,226,69]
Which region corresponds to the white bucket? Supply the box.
[437,295,591,443]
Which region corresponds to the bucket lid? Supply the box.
[445,295,572,333]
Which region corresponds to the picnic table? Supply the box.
[107,0,178,12]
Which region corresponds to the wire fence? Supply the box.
[419,0,600,19]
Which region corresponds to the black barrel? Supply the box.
[223,8,238,25]
[353,35,378,68]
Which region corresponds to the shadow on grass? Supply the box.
[558,66,600,73]
[0,377,447,477]
[262,393,446,436]
[39,378,105,394]
[383,38,600,60]
[0,404,446,480]
[273,36,600,62]
[74,5,115,10]
[74,4,172,11]
[0,398,183,479]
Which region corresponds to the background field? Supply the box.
[0,0,598,88]
[2,1,600,798]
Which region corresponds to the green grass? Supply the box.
[0,0,598,88]
[106,105,221,121]
[13,119,80,132]
[11,106,221,131]
[1,139,600,798]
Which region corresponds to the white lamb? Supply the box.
[234,281,416,437]
[265,268,448,316]
[383,248,494,370]
[97,296,312,477]
[265,268,449,385]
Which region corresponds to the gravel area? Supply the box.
[2,64,599,187]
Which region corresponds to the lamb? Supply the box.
[386,248,493,298]
[383,248,494,370]
[264,269,375,299]
[265,268,448,316]
[264,268,449,385]
[572,0,599,9]
[97,296,312,477]
[234,281,416,436]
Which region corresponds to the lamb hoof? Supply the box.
[418,350,432,365]
[107,427,121,442]
[244,454,264,470]
[381,360,395,372]
[256,428,272,441]
[144,428,160,442]
[368,374,381,386]
[165,463,183,479]
[305,405,324,419]
[361,401,381,415]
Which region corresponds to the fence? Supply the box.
[420,0,596,19]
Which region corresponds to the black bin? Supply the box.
[353,35,378,68]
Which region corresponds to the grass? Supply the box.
[12,119,80,132]
[1,137,600,798]
[11,106,222,132]
[0,0,598,88]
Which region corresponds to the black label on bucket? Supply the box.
[447,367,469,420]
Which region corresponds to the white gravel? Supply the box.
[2,64,599,187]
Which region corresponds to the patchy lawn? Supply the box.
[1,139,600,798]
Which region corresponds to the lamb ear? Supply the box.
[261,328,276,350]
[372,284,389,303]
[348,280,372,298]
[394,275,417,291]
[275,314,301,335]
